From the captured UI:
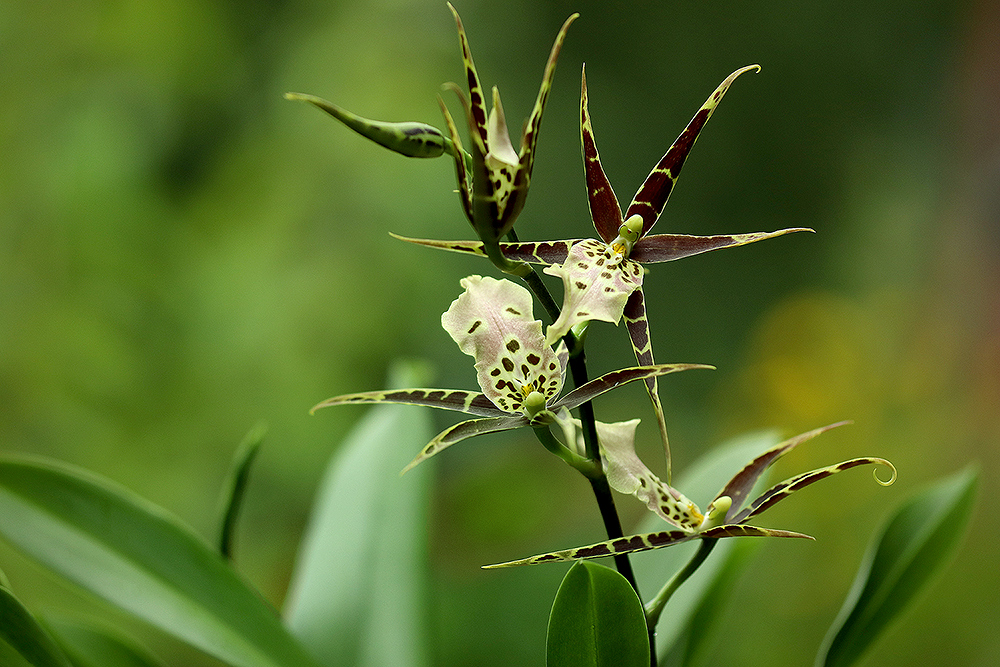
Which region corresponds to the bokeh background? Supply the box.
[2,0,998,664]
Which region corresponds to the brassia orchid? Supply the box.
[396,64,811,475]
[285,3,577,275]
[312,276,711,473]
[484,422,896,568]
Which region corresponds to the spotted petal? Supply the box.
[543,240,644,343]
[598,417,703,530]
[580,65,624,243]
[442,275,562,414]
[483,524,812,568]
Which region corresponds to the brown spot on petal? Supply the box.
[506,339,520,353]
[468,320,482,334]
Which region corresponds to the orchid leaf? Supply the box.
[546,562,649,667]
[0,457,321,667]
[285,360,434,667]
[554,363,714,411]
[0,584,71,667]
[817,467,978,667]
[217,422,266,559]
[45,618,166,667]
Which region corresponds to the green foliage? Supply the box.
[0,456,321,667]
[284,360,434,667]
[45,619,166,667]
[0,584,72,667]
[546,562,649,667]
[216,423,267,559]
[817,467,979,667]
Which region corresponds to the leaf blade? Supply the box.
[546,562,648,667]
[285,360,434,667]
[817,467,979,667]
[0,457,320,667]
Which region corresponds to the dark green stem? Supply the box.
[644,539,718,629]
[505,228,645,628]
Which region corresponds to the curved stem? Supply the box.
[644,539,718,629]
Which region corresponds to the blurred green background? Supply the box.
[2,0,997,664]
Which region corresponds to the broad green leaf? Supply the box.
[631,430,781,659]
[817,466,978,667]
[0,585,72,667]
[284,360,434,667]
[45,618,165,667]
[0,457,322,667]
[217,422,267,559]
[546,561,649,667]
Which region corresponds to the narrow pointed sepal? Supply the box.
[626,64,761,236]
[544,240,645,343]
[285,92,456,159]
[500,12,578,231]
[482,523,812,568]
[389,233,575,265]
[622,289,673,478]
[401,415,527,474]
[553,362,714,412]
[310,388,508,417]
[580,65,624,243]
[733,457,897,524]
[629,228,814,264]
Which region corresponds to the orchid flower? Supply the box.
[484,422,896,567]
[312,276,711,473]
[396,65,811,474]
[285,4,577,275]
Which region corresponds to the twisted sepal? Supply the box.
[484,525,812,568]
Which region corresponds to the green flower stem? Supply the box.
[532,426,600,477]
[644,538,718,629]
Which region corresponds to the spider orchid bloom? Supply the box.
[484,422,896,567]
[396,64,810,473]
[285,4,577,275]
[312,276,711,473]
